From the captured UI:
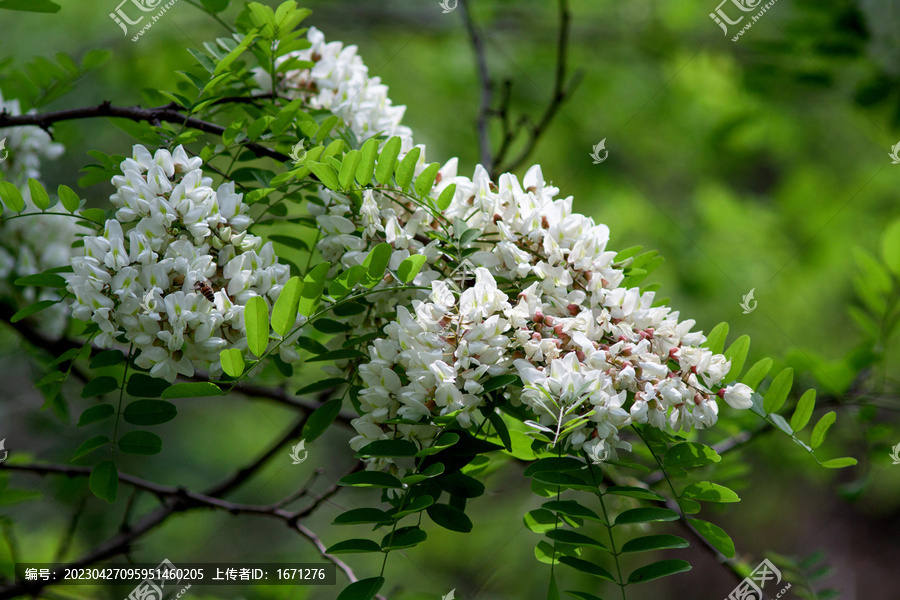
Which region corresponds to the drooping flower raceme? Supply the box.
[0,89,78,337]
[262,36,759,462]
[253,26,413,148]
[65,145,296,382]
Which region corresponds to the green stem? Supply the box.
[584,455,627,600]
[110,345,134,459]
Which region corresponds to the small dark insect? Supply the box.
[194,280,216,302]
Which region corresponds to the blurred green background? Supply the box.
[1,0,899,598]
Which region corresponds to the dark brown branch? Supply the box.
[500,0,581,175]
[459,0,494,173]
[0,414,332,600]
[0,101,289,163]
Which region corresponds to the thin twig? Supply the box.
[0,102,288,162]
[459,0,494,173]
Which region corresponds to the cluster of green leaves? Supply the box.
[703,322,857,469]
[0,48,108,109]
[327,430,501,600]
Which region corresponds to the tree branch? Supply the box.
[0,101,289,163]
[459,0,494,173]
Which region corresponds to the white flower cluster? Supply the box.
[253,26,413,146]
[0,89,77,337]
[265,29,756,463]
[343,160,753,462]
[66,145,295,382]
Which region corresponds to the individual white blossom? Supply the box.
[65,145,297,381]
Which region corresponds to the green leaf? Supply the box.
[401,463,445,484]
[0,0,60,13]
[415,432,460,457]
[314,115,338,143]
[615,507,680,525]
[334,508,393,526]
[11,299,59,322]
[524,509,559,534]
[81,376,119,398]
[303,398,344,442]
[381,526,426,550]
[763,368,794,414]
[89,460,118,503]
[723,335,750,381]
[621,534,690,553]
[809,411,836,449]
[14,273,67,288]
[681,481,740,503]
[310,162,341,191]
[435,471,486,498]
[627,559,692,584]
[213,31,257,76]
[482,374,518,393]
[338,149,362,190]
[531,471,596,492]
[200,0,229,13]
[122,400,177,426]
[219,348,245,378]
[790,389,816,432]
[414,162,440,197]
[361,242,392,288]
[393,495,434,518]
[296,378,346,395]
[339,471,403,488]
[160,382,223,399]
[117,431,162,455]
[126,374,170,398]
[427,503,473,532]
[77,404,116,427]
[357,439,418,457]
[244,296,270,357]
[89,349,125,369]
[819,457,857,469]
[523,457,586,476]
[565,592,606,600]
[742,358,773,390]
[881,218,900,276]
[546,529,607,549]
[27,179,50,210]
[271,276,302,337]
[688,518,735,557]
[664,442,721,469]
[397,254,428,282]
[436,183,456,211]
[72,435,110,460]
[606,485,666,502]
[326,539,382,554]
[329,265,366,299]
[394,147,421,190]
[298,262,330,316]
[336,577,384,600]
[268,234,308,252]
[705,322,729,355]
[356,138,379,185]
[542,500,602,522]
[558,557,615,581]
[375,137,402,184]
